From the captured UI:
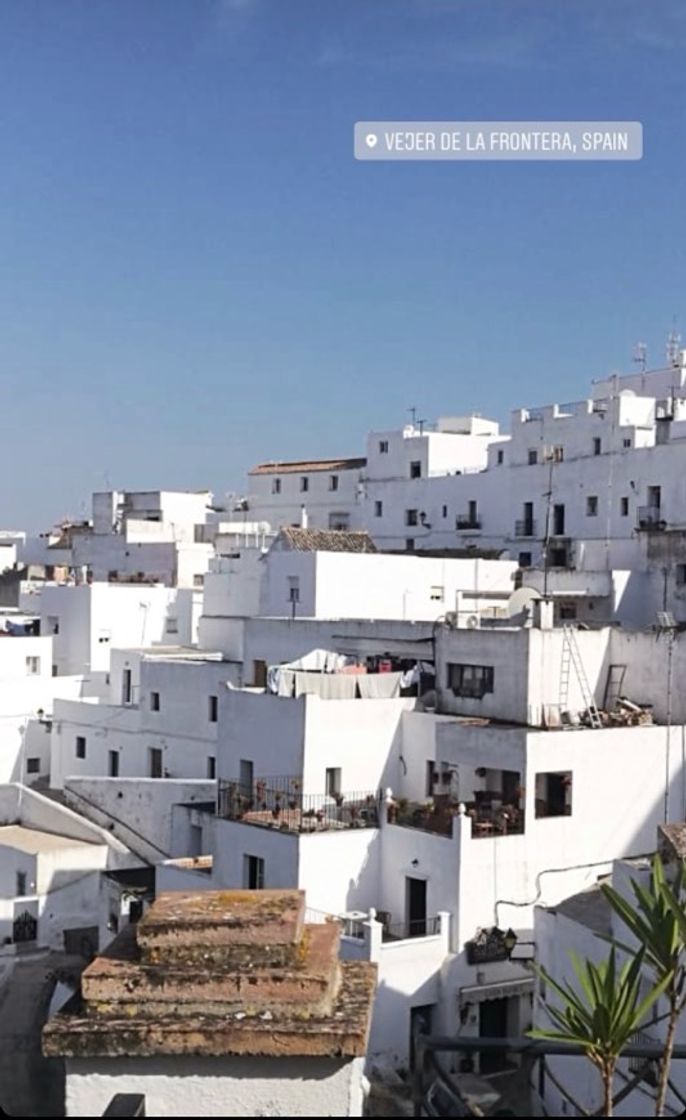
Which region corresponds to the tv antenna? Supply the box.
[667,329,681,368]
[632,342,647,372]
[408,406,417,427]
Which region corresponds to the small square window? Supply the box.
[528,449,538,465]
[410,460,422,479]
[150,691,160,712]
[25,656,40,676]
[329,475,339,491]
[518,552,532,568]
[379,440,389,454]
[553,446,564,462]
[26,757,40,774]
[620,497,629,517]
[374,500,383,517]
[76,736,86,759]
[586,496,599,517]
[405,509,418,526]
[300,477,309,492]
[193,574,205,588]
[430,585,444,602]
[623,437,632,449]
[166,617,179,634]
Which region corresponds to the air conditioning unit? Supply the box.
[466,614,481,629]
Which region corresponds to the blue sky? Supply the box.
[1,0,685,527]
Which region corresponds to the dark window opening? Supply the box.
[447,663,494,699]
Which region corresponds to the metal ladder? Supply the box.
[559,626,602,728]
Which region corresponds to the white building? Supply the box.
[245,457,367,531]
[50,646,240,789]
[20,489,214,589]
[0,782,144,956]
[44,889,375,1118]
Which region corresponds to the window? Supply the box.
[16,871,27,897]
[243,854,265,890]
[426,760,435,797]
[300,476,309,492]
[593,436,602,456]
[620,497,629,517]
[47,615,59,635]
[108,751,119,777]
[325,767,341,797]
[410,460,422,479]
[149,747,163,779]
[287,576,300,604]
[25,656,40,676]
[677,564,686,587]
[442,505,448,518]
[329,475,339,491]
[150,691,160,712]
[379,440,389,454]
[166,617,178,635]
[76,736,86,759]
[406,538,415,552]
[430,585,444,601]
[623,437,632,448]
[207,756,216,780]
[552,446,564,462]
[518,552,532,568]
[122,668,132,705]
[447,663,494,699]
[535,771,572,817]
[193,574,204,588]
[209,695,218,722]
[586,495,598,516]
[374,500,383,517]
[239,759,254,797]
[272,478,281,494]
[252,660,267,688]
[26,757,40,774]
[329,512,349,530]
[497,449,504,465]
[528,449,538,465]
[559,604,577,621]
[405,509,418,526]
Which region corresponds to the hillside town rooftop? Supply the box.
[249,458,367,475]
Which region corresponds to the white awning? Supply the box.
[459,977,534,1005]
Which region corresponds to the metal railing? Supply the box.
[455,514,481,530]
[637,505,665,530]
[382,916,441,942]
[388,799,456,838]
[217,780,381,833]
[514,519,537,537]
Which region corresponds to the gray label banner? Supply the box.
[354,121,642,161]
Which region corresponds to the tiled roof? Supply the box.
[276,527,377,553]
[249,458,366,476]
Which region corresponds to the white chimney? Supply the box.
[300,505,308,529]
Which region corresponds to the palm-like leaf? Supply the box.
[530,947,672,1068]
[602,856,686,982]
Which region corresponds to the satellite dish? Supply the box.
[506,586,541,620]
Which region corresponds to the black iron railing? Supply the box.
[217,780,381,833]
[456,515,481,530]
[514,519,537,537]
[637,505,665,530]
[388,799,456,838]
[382,916,441,942]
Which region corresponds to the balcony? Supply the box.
[217,778,381,833]
[514,520,537,537]
[388,797,457,838]
[456,514,481,531]
[637,505,666,531]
